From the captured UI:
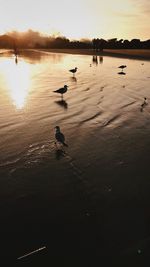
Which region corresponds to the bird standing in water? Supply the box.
[53,85,68,98]
[118,65,127,71]
[140,97,148,112]
[54,126,68,147]
[141,97,148,107]
[69,67,78,76]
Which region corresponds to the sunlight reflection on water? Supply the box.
[0,50,150,166]
[0,59,31,109]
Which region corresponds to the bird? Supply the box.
[53,85,68,98]
[118,65,127,71]
[69,67,78,76]
[54,126,68,147]
[140,97,148,112]
[141,97,148,108]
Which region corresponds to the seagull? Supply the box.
[118,65,127,71]
[69,67,78,76]
[53,85,68,98]
[141,97,148,108]
[54,126,68,147]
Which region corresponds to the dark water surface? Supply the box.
[0,50,150,266]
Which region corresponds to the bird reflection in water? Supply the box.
[55,148,66,160]
[99,56,103,64]
[15,55,18,65]
[55,99,68,109]
[92,55,98,65]
[118,71,126,75]
[70,76,77,82]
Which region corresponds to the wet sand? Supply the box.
[39,48,150,60]
[0,50,150,266]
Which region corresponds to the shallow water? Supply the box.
[0,50,150,266]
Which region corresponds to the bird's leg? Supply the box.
[55,141,62,152]
[55,140,62,150]
[56,142,66,154]
[54,141,59,149]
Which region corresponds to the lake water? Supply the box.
[0,50,150,266]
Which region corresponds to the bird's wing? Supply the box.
[55,132,65,143]
[60,132,65,142]
[54,87,63,93]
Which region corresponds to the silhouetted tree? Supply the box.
[130,39,142,49]
[123,39,130,49]
[107,38,118,49]
[0,34,14,48]
[0,30,149,49]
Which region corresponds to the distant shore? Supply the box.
[1,48,150,60]
[39,48,150,60]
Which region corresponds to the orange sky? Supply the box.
[0,0,149,40]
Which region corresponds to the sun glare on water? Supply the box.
[0,58,31,109]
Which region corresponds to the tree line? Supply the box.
[0,30,150,49]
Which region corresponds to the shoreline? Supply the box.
[1,48,150,60]
[38,48,150,61]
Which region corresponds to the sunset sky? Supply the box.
[0,0,149,40]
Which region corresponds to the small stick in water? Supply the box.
[17,246,46,260]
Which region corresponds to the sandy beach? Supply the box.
[39,48,150,60]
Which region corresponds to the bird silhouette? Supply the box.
[15,56,18,65]
[140,97,148,112]
[53,85,68,98]
[141,97,148,107]
[118,65,127,71]
[54,126,68,147]
[69,67,78,76]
